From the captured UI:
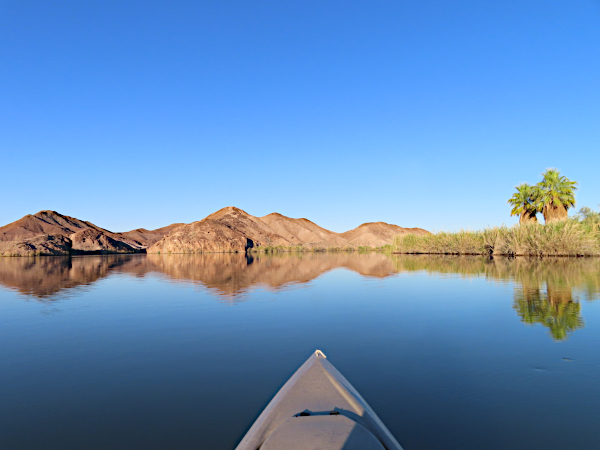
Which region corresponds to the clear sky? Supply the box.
[1,0,599,232]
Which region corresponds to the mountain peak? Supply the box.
[204,206,252,221]
[33,210,64,219]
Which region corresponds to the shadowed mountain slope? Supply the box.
[120,223,185,248]
[0,211,179,256]
[259,213,349,249]
[0,210,102,240]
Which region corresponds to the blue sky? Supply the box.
[1,0,599,232]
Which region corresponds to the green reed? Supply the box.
[394,221,600,256]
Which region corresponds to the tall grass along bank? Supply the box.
[394,221,600,257]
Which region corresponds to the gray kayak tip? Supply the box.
[235,349,403,450]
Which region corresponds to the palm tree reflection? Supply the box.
[513,285,583,340]
[391,255,598,340]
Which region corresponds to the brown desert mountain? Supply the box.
[259,213,349,248]
[0,210,101,240]
[0,211,179,256]
[0,207,429,256]
[339,222,430,247]
[70,229,139,254]
[147,207,290,255]
[205,207,290,247]
[148,206,429,254]
[120,224,184,248]
[147,220,254,254]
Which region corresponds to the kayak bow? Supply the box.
[236,350,403,450]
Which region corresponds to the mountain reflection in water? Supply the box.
[0,253,598,339]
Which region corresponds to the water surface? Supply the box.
[1,253,599,449]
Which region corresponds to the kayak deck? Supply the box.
[236,350,403,450]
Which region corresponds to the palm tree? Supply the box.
[534,169,578,223]
[508,183,538,224]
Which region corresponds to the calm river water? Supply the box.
[1,253,599,450]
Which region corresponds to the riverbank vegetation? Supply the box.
[394,219,600,256]
[395,169,599,257]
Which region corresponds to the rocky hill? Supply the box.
[0,207,429,256]
[0,211,180,256]
[339,222,430,247]
[148,206,429,254]
[259,213,348,249]
[148,207,290,254]
[205,207,290,247]
[120,224,184,248]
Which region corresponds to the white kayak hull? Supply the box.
[236,350,403,450]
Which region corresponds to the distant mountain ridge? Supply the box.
[0,207,429,256]
[147,206,429,254]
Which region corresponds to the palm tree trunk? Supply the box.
[519,211,538,224]
[543,204,568,223]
